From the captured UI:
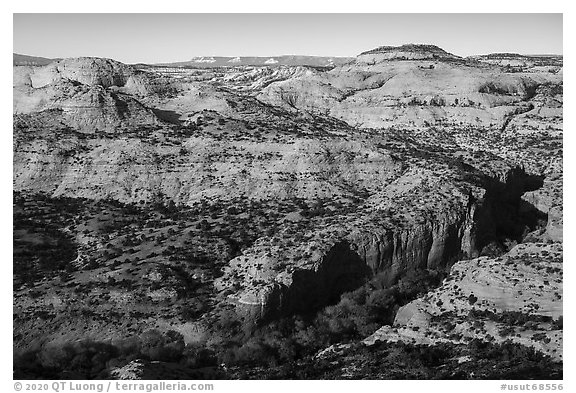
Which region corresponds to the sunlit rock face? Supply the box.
[365,242,563,361]
[26,57,134,89]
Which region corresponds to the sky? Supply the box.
[13,13,563,64]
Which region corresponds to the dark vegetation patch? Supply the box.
[230,340,562,380]
[15,328,562,380]
[203,269,443,368]
[13,329,222,380]
[151,108,182,125]
[13,193,80,287]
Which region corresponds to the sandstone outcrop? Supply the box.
[256,44,562,134]
[365,242,563,361]
[213,165,548,321]
[357,44,463,62]
[26,57,134,89]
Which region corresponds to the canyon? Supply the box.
[13,44,562,379]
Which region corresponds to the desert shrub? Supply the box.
[196,219,211,231]
[181,301,206,321]
[313,293,383,340]
[113,336,141,358]
[22,339,119,379]
[182,344,218,368]
[139,329,185,362]
[220,330,297,368]
[233,338,276,366]
[227,206,239,215]
[37,343,76,369]
[498,325,516,337]
[291,317,322,349]
[14,348,48,379]
[366,288,398,319]
[430,96,446,106]
[408,97,423,106]
[470,338,547,364]
[468,309,552,326]
[552,316,563,330]
[212,306,243,333]
[73,341,117,375]
[314,298,360,340]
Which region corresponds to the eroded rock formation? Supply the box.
[13,45,562,376]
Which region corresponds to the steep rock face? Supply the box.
[546,206,563,242]
[521,174,562,243]
[215,165,547,322]
[213,165,474,320]
[228,240,373,321]
[472,169,546,252]
[217,199,474,321]
[349,209,473,280]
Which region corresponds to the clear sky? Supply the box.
[13,14,563,64]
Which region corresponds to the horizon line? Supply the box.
[13,50,564,65]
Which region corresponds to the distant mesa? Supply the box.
[357,44,462,62]
[13,53,58,66]
[477,52,530,59]
[155,55,354,68]
[469,52,563,67]
[354,44,561,67]
[191,56,217,63]
[474,52,549,59]
[359,43,458,56]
